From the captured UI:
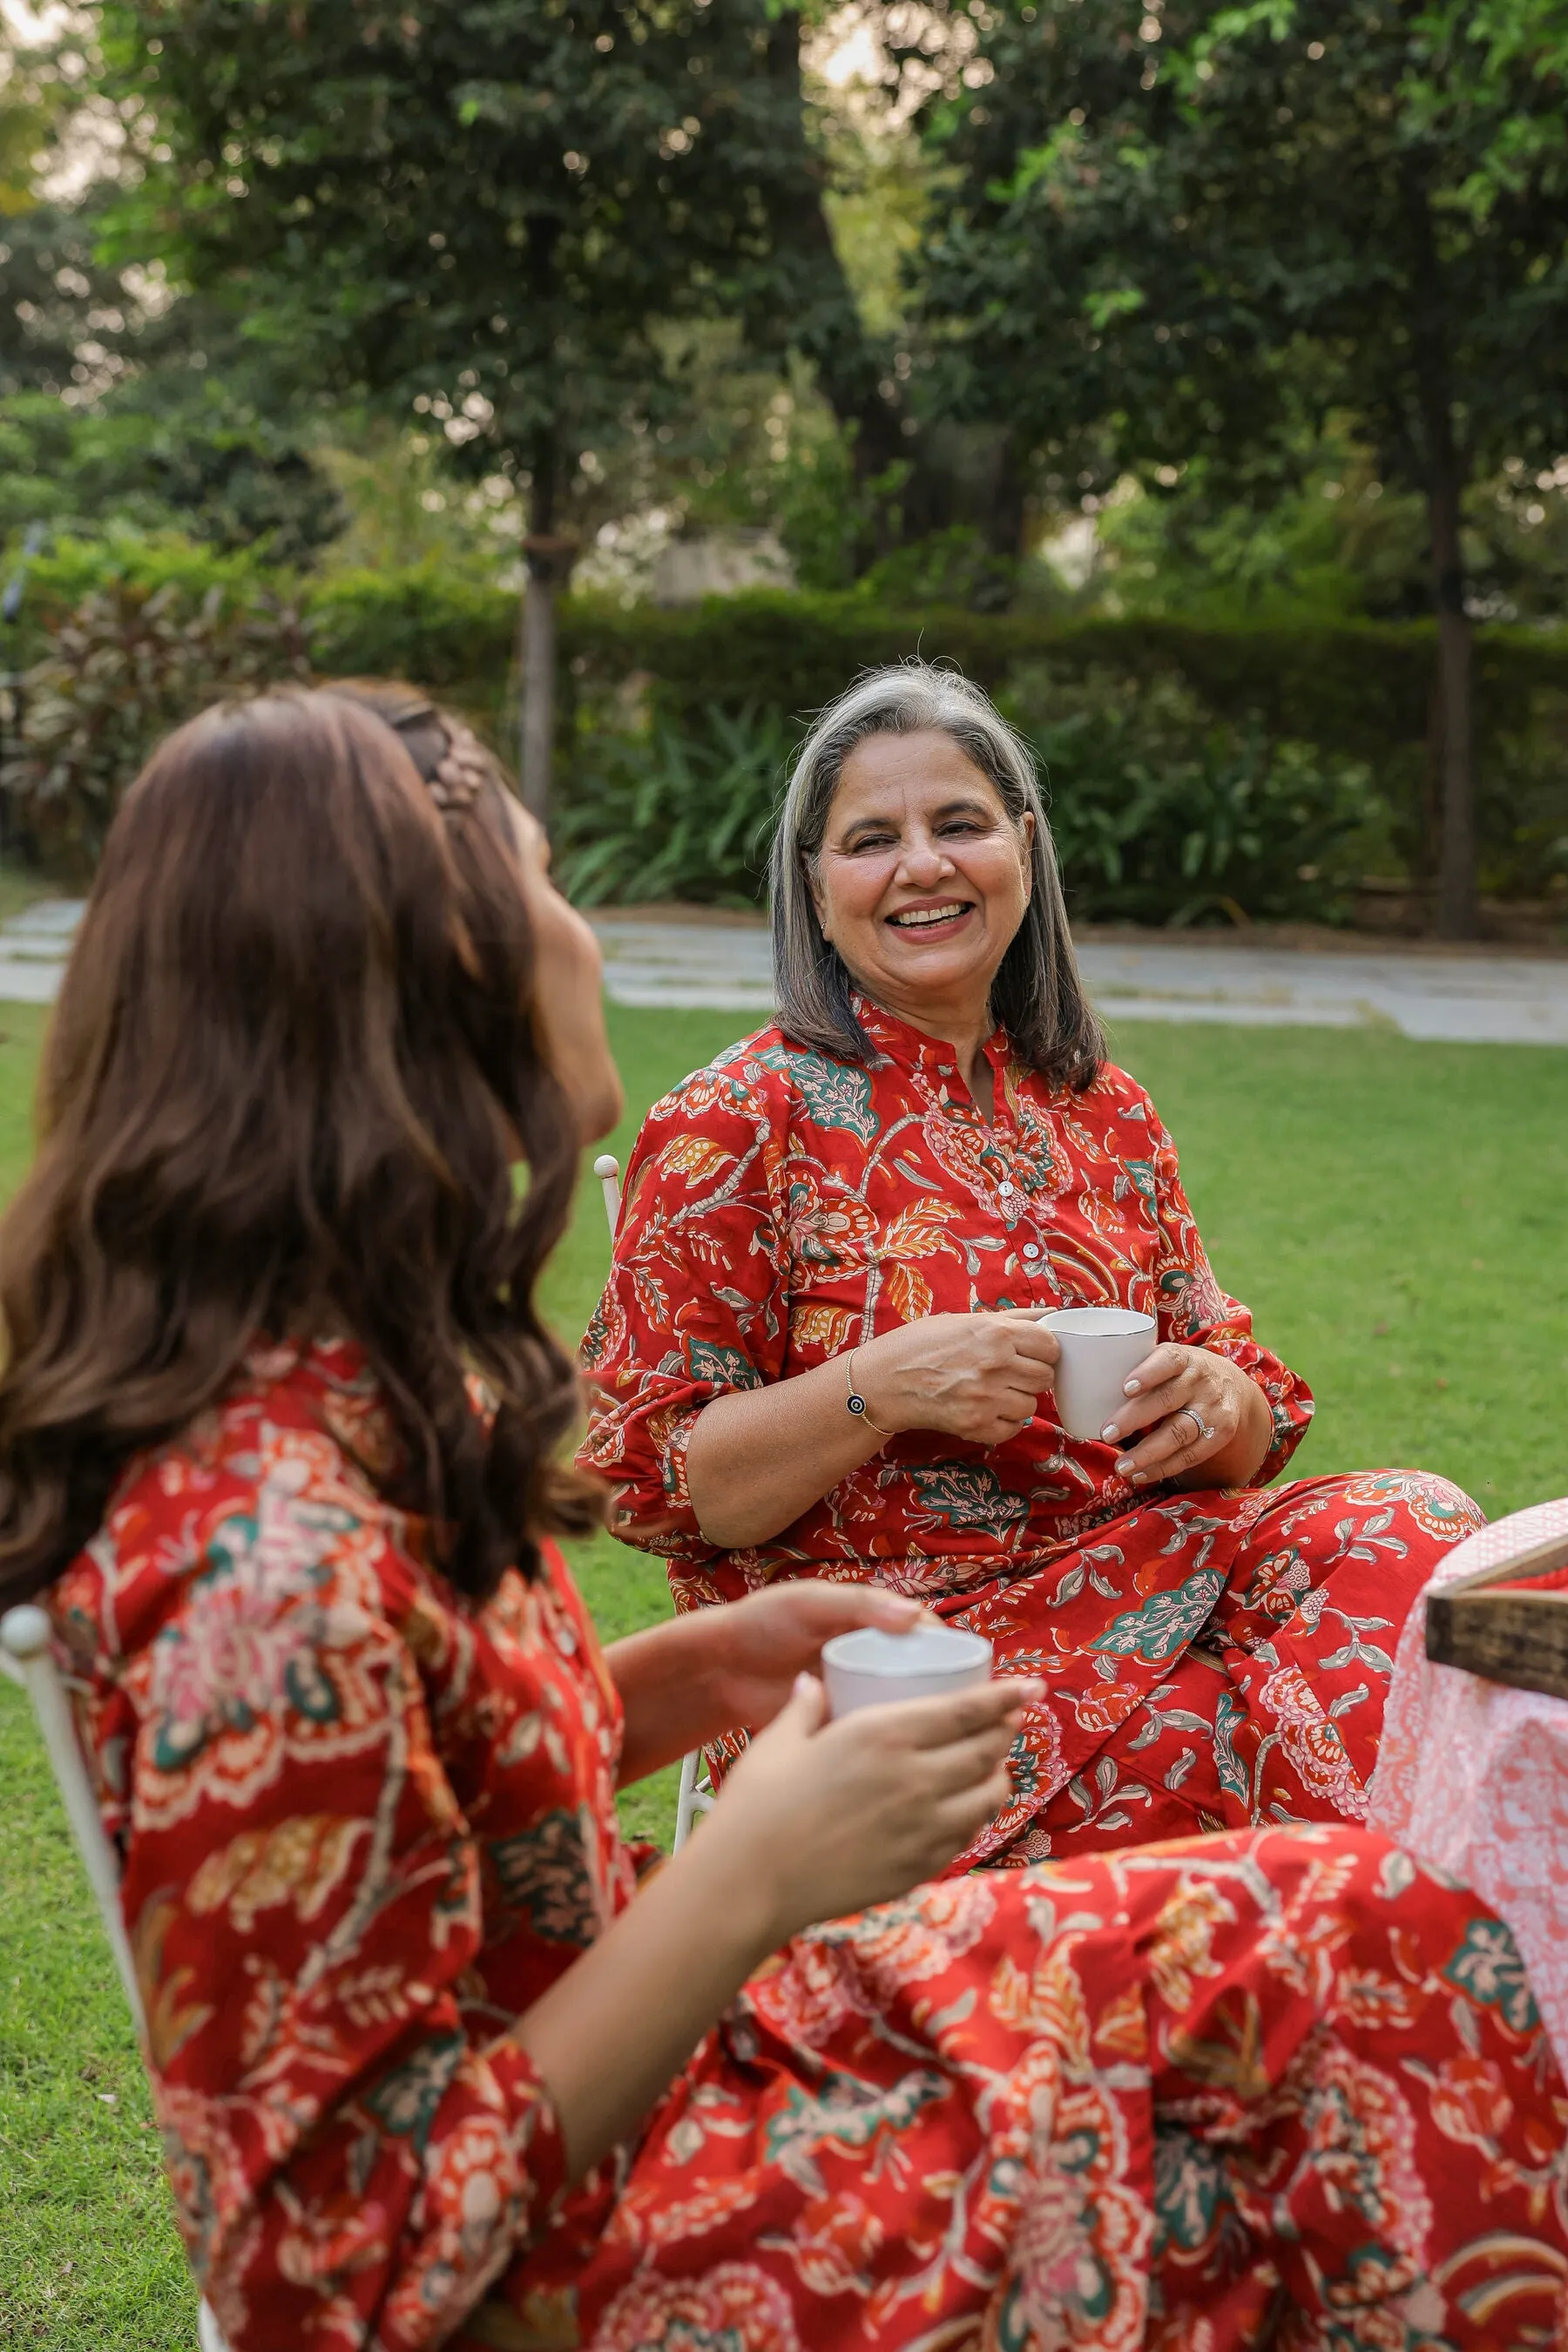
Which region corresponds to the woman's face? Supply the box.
[504,799,624,1146]
[808,729,1035,1022]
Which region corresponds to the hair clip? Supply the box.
[426,720,490,813]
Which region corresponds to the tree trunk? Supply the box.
[517,455,574,825]
[1428,465,1478,939]
[517,563,555,824]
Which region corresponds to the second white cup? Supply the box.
[821,1624,993,1718]
[1042,1305,1158,1442]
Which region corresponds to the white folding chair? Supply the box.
[593,1152,715,1852]
[0,1602,232,2352]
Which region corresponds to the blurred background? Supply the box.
[3,0,1568,942]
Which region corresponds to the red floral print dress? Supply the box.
[579,1007,1482,1864]
[51,1342,1568,2350]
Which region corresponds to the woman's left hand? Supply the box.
[1098,1343,1273,1490]
[608,1584,931,1786]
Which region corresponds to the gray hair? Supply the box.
[768,661,1105,1089]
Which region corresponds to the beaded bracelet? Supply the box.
[845,1348,895,1439]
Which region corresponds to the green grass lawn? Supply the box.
[3,999,1566,2344]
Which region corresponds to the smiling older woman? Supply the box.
[580,663,1481,1868]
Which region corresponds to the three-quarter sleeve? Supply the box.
[1141,1095,1314,1481]
[110,1521,567,2349]
[578,1059,791,1561]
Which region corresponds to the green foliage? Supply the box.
[911,0,1568,925]
[305,564,516,705]
[3,544,1566,904]
[0,381,346,567]
[1093,445,1568,628]
[555,705,797,907]
[96,0,873,545]
[1004,667,1379,926]
[558,591,1568,899]
[856,525,1017,614]
[555,663,1378,924]
[0,81,347,570]
[1,577,308,871]
[916,0,1568,520]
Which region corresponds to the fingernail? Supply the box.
[1123,1377,1140,1395]
[1101,1422,1119,1442]
[794,1672,814,1696]
[1131,1470,1148,1485]
[1116,1456,1133,1476]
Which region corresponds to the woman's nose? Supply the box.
[898,841,953,886]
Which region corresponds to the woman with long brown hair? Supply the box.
[3,686,1563,2351]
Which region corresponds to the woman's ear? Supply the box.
[804,851,831,943]
[1020,808,1036,902]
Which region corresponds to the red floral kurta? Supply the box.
[51,1342,1568,2349]
[579,1009,1482,1860]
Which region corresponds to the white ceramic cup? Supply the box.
[1041,1305,1158,1443]
[821,1623,994,1719]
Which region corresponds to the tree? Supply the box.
[916,0,1568,935]
[99,0,894,815]
[2,22,345,564]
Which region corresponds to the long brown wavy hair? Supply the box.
[0,685,599,1612]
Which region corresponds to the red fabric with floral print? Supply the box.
[52,1342,1568,2349]
[578,1011,1482,1859]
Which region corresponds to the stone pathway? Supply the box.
[7,902,1566,1047]
[0,900,89,1004]
[591,914,1568,1048]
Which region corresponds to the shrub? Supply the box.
[1004,666,1382,927]
[558,592,1568,902]
[554,704,797,906]
[3,537,1565,907]
[0,578,308,871]
[306,564,515,710]
[555,669,1380,925]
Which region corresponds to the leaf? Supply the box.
[884,1260,933,1324]
[790,1303,854,1353]
[879,1202,963,1259]
[655,1136,735,1187]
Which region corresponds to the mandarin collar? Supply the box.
[853,993,1010,1078]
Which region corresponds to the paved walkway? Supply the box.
[0,901,89,1003]
[6,902,1566,1046]
[591,915,1568,1048]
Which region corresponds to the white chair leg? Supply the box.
[198,2300,231,2352]
[672,1747,717,1850]
[672,1748,701,1850]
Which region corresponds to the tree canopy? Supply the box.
[96,0,900,801]
[916,0,1568,932]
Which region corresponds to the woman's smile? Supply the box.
[886,896,977,936]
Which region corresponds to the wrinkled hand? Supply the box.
[707,1669,1044,1938]
[855,1311,1061,1446]
[700,1583,931,1733]
[1098,1343,1262,1485]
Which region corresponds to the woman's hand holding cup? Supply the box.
[1098,1341,1260,1485]
[851,1310,1061,1446]
[705,1668,1044,1939]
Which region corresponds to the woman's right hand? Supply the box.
[704,1669,1044,1942]
[854,1310,1061,1445]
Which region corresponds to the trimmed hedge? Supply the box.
[3,542,1566,901]
[558,594,1568,897]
